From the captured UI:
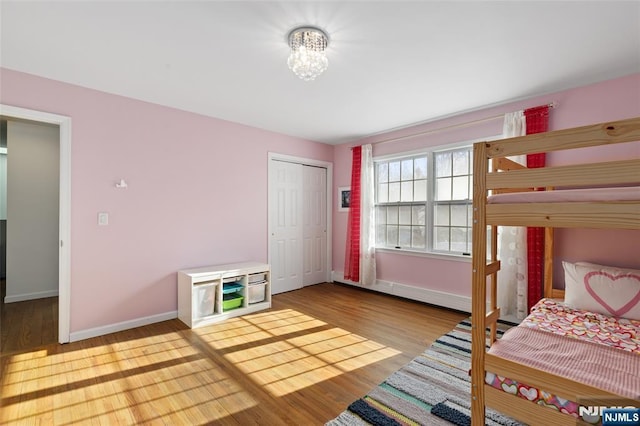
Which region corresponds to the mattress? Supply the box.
[485,299,640,418]
[488,186,640,204]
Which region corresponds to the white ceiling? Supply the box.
[1,1,639,145]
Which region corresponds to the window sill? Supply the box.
[375,247,472,262]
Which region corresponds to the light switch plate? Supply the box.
[98,212,109,226]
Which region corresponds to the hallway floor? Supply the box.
[0,279,58,355]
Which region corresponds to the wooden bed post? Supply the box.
[489,159,499,344]
[471,141,489,425]
[543,227,554,299]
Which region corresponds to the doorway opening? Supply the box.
[0,104,71,349]
[1,118,60,353]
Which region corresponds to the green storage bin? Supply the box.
[222,293,243,311]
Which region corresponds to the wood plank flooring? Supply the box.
[0,282,467,425]
[1,280,59,354]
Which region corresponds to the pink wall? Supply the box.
[333,73,640,297]
[2,67,638,331]
[0,68,333,332]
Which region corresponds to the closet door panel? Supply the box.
[269,160,303,294]
[303,166,327,286]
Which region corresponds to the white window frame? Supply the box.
[432,146,474,255]
[373,136,500,259]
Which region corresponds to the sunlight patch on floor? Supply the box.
[1,308,403,422]
[194,309,328,350]
[0,330,257,424]
[220,309,402,397]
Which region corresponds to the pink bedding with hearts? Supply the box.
[522,299,640,353]
[485,299,640,418]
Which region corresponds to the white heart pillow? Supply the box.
[563,261,640,320]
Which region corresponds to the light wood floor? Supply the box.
[0,282,466,425]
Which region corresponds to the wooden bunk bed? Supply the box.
[470,116,640,425]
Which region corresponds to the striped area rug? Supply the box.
[326,319,523,426]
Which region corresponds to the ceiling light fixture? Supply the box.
[287,26,329,81]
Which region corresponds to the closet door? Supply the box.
[302,166,327,286]
[269,160,303,294]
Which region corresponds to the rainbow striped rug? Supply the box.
[326,319,522,426]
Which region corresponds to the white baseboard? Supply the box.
[70,310,178,343]
[4,289,59,303]
[331,270,472,313]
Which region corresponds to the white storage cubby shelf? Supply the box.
[177,261,271,328]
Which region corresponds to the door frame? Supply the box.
[1,104,71,344]
[268,153,333,285]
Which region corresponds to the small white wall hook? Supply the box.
[115,179,128,189]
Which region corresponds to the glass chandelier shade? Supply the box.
[287,26,329,81]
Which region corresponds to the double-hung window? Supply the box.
[433,148,473,254]
[374,145,473,256]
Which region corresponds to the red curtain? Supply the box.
[524,105,549,313]
[344,146,362,282]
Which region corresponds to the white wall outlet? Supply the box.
[98,212,109,226]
